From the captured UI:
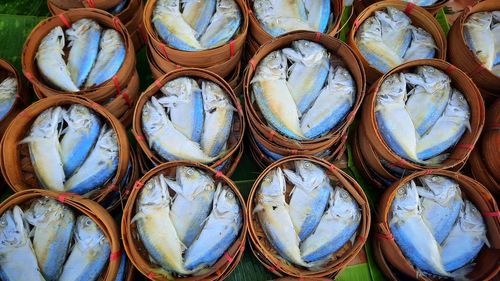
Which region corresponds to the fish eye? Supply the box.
[397,188,405,195]
[226,192,234,199]
[206,184,214,190]
[85,219,92,226]
[304,162,311,168]
[186,168,194,176]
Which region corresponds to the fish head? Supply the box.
[25,197,65,226]
[0,77,17,100]
[445,89,470,119]
[331,65,355,92]
[63,104,98,130]
[74,216,105,248]
[290,40,328,65]
[29,107,64,138]
[39,26,65,52]
[96,125,118,153]
[330,187,359,219]
[466,12,492,29]
[377,73,407,104]
[160,77,196,106]
[357,17,382,41]
[177,166,215,199]
[213,183,240,216]
[259,167,286,198]
[101,29,123,48]
[416,66,450,91]
[460,201,486,233]
[252,51,288,83]
[0,207,29,249]
[419,175,461,203]
[138,174,171,207]
[65,19,102,45]
[385,7,411,27]
[410,27,435,46]
[155,0,180,13]
[392,180,420,214]
[294,160,327,188]
[202,81,233,112]
[142,97,168,134]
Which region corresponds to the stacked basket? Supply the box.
[355,0,449,15]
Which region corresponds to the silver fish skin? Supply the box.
[300,187,361,262]
[283,160,331,241]
[251,50,305,140]
[417,175,463,244]
[142,96,217,163]
[375,73,419,162]
[182,0,216,37]
[390,180,450,276]
[66,19,102,88]
[301,65,355,139]
[304,0,330,32]
[153,0,203,51]
[133,174,191,274]
[60,104,102,176]
[184,184,241,271]
[441,201,489,272]
[199,0,241,49]
[417,89,470,160]
[0,77,17,120]
[492,22,500,66]
[64,125,119,194]
[59,216,110,281]
[158,77,204,143]
[374,7,412,58]
[464,12,495,70]
[254,168,308,267]
[25,197,75,281]
[404,66,451,136]
[253,0,312,37]
[356,17,402,73]
[166,166,216,247]
[0,207,45,281]
[403,27,436,62]
[85,29,126,88]
[20,107,65,191]
[36,27,79,92]
[404,0,439,6]
[200,81,234,157]
[493,63,500,77]
[282,40,330,114]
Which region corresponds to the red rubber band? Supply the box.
[57,193,74,203]
[328,164,336,173]
[175,64,182,69]
[353,19,361,30]
[112,17,122,32]
[404,2,416,14]
[112,76,122,95]
[159,44,169,60]
[154,79,163,89]
[249,59,257,71]
[215,268,223,276]
[291,149,298,155]
[58,14,71,28]
[224,252,234,263]
[482,211,500,217]
[147,272,154,279]
[135,134,145,141]
[445,64,457,73]
[134,181,144,189]
[358,235,367,243]
[376,232,394,240]
[423,169,434,175]
[121,91,132,108]
[455,143,474,150]
[214,171,223,179]
[268,130,275,142]
[85,0,96,8]
[23,71,35,82]
[314,32,321,43]
[213,159,224,167]
[390,159,406,168]
[109,251,121,262]
[229,40,235,58]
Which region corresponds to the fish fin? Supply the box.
[164,179,183,195]
[282,169,303,188]
[483,235,491,248]
[465,120,471,132]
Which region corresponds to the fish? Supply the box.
[300,187,361,262]
[60,104,102,176]
[133,174,191,274]
[182,0,216,37]
[416,89,470,160]
[253,0,312,37]
[158,77,204,143]
[142,96,217,163]
[304,0,330,32]
[0,207,45,281]
[417,175,463,244]
[492,63,500,77]
[375,73,419,162]
[153,0,203,51]
[492,23,500,66]
[282,40,330,114]
[85,29,126,88]
[404,66,451,136]
[300,65,355,139]
[20,107,66,191]
[36,27,79,92]
[108,0,129,14]
[283,161,331,240]
[403,27,436,62]
[441,201,489,272]
[356,17,402,73]
[184,184,241,270]
[66,19,102,88]
[200,81,234,157]
[64,125,119,194]
[25,197,75,281]
[254,168,308,267]
[403,0,439,7]
[389,180,450,276]
[165,166,216,247]
[251,50,305,140]
[0,77,17,120]
[374,7,412,58]
[199,0,241,49]
[464,12,495,70]
[255,138,283,160]
[114,253,127,281]
[58,216,110,281]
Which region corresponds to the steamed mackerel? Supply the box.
[464,12,495,70]
[182,0,216,37]
[304,0,330,32]
[374,7,412,58]
[403,27,436,62]
[253,0,311,37]
[199,0,241,49]
[0,77,17,120]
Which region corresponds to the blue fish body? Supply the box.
[199,0,241,49]
[304,100,351,139]
[297,185,330,241]
[255,139,283,160]
[66,157,118,194]
[358,42,400,73]
[303,220,356,262]
[417,126,466,160]
[114,253,127,281]
[376,111,415,162]
[183,0,216,36]
[0,99,15,121]
[192,89,204,143]
[429,199,462,244]
[153,19,200,51]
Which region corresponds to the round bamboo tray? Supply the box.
[121,161,247,281]
[246,0,344,46]
[448,0,500,95]
[347,0,447,83]
[468,146,500,198]
[0,95,131,206]
[247,155,371,278]
[0,59,29,138]
[132,68,245,172]
[0,189,122,280]
[22,8,136,103]
[143,0,248,67]
[48,0,122,10]
[360,59,485,172]
[243,31,365,151]
[375,170,500,280]
[362,0,449,15]
[481,99,499,182]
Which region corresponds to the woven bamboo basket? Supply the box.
[0,59,29,138]
[247,155,371,278]
[362,0,449,15]
[0,189,122,280]
[47,0,145,51]
[468,146,500,198]
[480,99,499,182]
[0,95,131,207]
[246,0,344,46]
[48,0,122,10]
[121,161,247,281]
[243,31,365,151]
[22,8,136,103]
[347,0,447,83]
[226,61,242,92]
[375,170,500,280]
[143,0,248,67]
[448,0,500,95]
[360,59,485,173]
[132,68,245,173]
